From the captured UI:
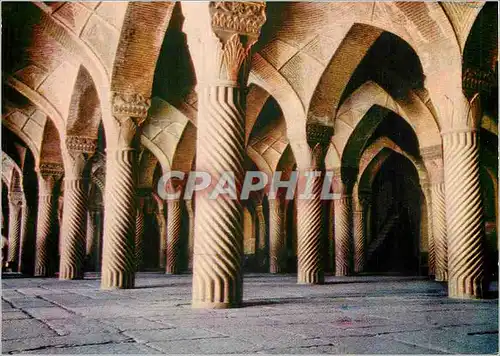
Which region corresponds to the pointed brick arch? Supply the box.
[39,119,63,166]
[333,81,440,161]
[66,66,101,139]
[110,2,175,97]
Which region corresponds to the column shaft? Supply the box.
[185,201,194,271]
[7,198,22,271]
[35,191,56,277]
[269,198,286,273]
[166,199,182,274]
[443,130,485,298]
[101,148,137,289]
[255,204,267,271]
[59,179,88,279]
[297,174,324,284]
[335,196,352,276]
[17,202,29,273]
[85,211,98,271]
[192,85,245,308]
[135,200,145,271]
[353,210,365,273]
[431,182,448,281]
[156,203,167,270]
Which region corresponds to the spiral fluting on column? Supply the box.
[7,200,22,271]
[443,130,485,298]
[335,196,352,276]
[427,219,436,277]
[268,198,286,274]
[297,173,324,284]
[157,208,167,270]
[432,182,448,282]
[353,210,365,274]
[185,201,194,271]
[192,85,245,308]
[166,199,182,274]
[35,194,55,277]
[18,202,29,272]
[134,201,145,271]
[255,204,267,271]
[59,179,88,280]
[85,211,97,270]
[101,148,136,289]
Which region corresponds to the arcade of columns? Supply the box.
[2,2,498,308]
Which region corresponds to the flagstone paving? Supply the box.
[2,273,498,354]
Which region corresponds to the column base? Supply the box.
[100,271,135,289]
[34,267,51,277]
[435,271,448,282]
[192,301,241,309]
[335,267,349,277]
[448,278,486,299]
[270,266,285,274]
[297,274,325,285]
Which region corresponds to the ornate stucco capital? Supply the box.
[306,123,333,169]
[37,163,64,196]
[64,136,98,180]
[193,2,267,87]
[210,2,266,39]
[8,191,24,207]
[110,91,152,149]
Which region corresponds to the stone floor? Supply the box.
[1,273,498,354]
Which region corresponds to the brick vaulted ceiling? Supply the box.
[1,2,497,176]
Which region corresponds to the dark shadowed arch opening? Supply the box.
[367,153,422,275]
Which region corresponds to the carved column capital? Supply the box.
[194,2,266,87]
[111,92,151,124]
[306,123,333,170]
[66,136,97,154]
[111,92,152,149]
[39,163,65,179]
[210,2,266,38]
[8,191,24,207]
[64,136,97,179]
[38,163,64,195]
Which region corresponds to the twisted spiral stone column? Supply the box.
[101,148,137,289]
[431,182,448,282]
[134,198,145,271]
[422,183,435,277]
[185,200,194,271]
[255,204,267,271]
[443,130,485,298]
[335,196,352,276]
[35,174,60,277]
[269,197,286,273]
[327,201,335,274]
[156,202,167,270]
[59,179,88,279]
[85,210,101,271]
[297,173,325,284]
[7,194,23,271]
[353,210,365,274]
[17,202,29,272]
[166,198,182,274]
[192,85,245,308]
[186,3,266,307]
